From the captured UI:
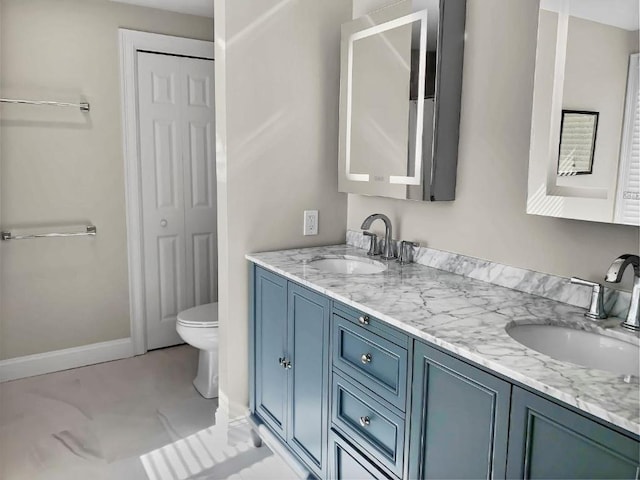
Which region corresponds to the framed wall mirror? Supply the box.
[527,0,640,225]
[338,0,466,202]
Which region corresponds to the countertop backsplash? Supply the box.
[346,230,631,319]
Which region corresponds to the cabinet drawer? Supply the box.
[333,302,408,348]
[332,373,405,477]
[330,430,394,480]
[332,315,407,410]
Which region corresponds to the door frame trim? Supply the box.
[119,29,214,355]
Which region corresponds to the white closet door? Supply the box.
[181,57,217,309]
[137,52,216,350]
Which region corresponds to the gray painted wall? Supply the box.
[0,0,214,360]
[214,0,350,419]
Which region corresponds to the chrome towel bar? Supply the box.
[1,225,97,241]
[0,98,90,112]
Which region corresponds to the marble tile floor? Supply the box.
[0,345,297,480]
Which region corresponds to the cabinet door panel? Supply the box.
[254,267,288,438]
[287,283,330,477]
[507,387,640,479]
[409,342,510,479]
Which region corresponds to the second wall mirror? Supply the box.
[527,0,640,225]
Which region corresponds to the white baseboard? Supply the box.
[215,390,251,425]
[0,338,134,382]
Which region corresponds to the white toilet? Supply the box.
[176,302,219,399]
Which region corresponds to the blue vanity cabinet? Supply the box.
[252,264,640,480]
[251,266,331,478]
[408,341,511,479]
[506,387,640,479]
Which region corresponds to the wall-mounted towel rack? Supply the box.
[1,225,97,241]
[0,98,90,112]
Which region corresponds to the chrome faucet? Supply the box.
[605,254,640,331]
[361,213,395,260]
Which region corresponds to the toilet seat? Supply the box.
[176,303,218,329]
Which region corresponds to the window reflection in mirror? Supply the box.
[557,110,598,176]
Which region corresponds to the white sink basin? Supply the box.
[306,255,387,275]
[506,323,640,377]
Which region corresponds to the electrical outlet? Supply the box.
[303,210,318,236]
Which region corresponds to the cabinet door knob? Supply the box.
[358,315,370,325]
[361,353,372,364]
[160,219,168,227]
[278,357,285,366]
[359,416,371,427]
[281,359,292,369]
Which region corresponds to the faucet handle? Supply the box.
[397,241,419,265]
[570,277,608,320]
[362,231,381,256]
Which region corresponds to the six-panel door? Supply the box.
[138,52,216,350]
[408,342,511,479]
[254,267,288,439]
[507,387,640,479]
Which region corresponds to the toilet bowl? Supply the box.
[176,303,219,399]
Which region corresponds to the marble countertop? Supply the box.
[246,244,640,436]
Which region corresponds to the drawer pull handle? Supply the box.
[359,416,371,427]
[358,315,370,325]
[361,353,372,364]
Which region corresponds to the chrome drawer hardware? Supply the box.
[359,416,371,427]
[361,353,372,364]
[358,315,370,325]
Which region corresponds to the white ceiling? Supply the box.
[108,0,213,18]
[541,0,639,31]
